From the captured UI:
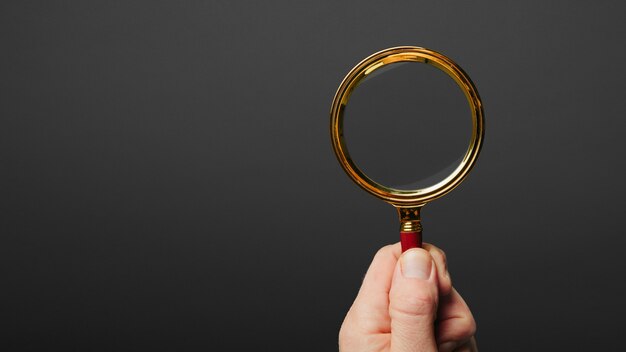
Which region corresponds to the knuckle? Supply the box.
[431,246,447,266]
[438,315,477,342]
[374,244,396,260]
[455,316,477,340]
[389,290,437,319]
[466,318,477,337]
[432,248,450,283]
[374,245,390,258]
[440,249,448,265]
[339,317,357,345]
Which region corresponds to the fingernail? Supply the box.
[438,341,457,352]
[401,249,432,280]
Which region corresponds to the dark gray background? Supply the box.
[1,1,625,351]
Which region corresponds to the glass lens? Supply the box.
[343,61,472,190]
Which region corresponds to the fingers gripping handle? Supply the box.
[397,206,423,252]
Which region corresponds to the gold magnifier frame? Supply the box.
[330,46,484,251]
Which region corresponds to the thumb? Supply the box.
[389,248,439,352]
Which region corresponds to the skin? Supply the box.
[339,243,477,352]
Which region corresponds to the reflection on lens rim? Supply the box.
[330,46,484,207]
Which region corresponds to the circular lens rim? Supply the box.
[330,46,484,207]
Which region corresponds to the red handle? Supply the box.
[397,206,423,252]
[400,230,422,252]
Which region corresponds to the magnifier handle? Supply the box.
[400,230,422,252]
[398,207,423,252]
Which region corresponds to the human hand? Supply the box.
[339,243,477,352]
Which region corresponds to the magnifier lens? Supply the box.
[343,61,472,190]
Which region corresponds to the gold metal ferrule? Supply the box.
[397,206,423,232]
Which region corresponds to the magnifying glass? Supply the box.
[330,46,484,252]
